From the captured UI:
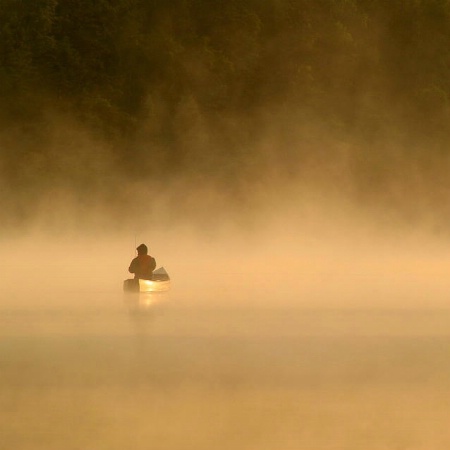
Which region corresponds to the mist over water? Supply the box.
[3,1,450,448]
[2,110,450,448]
[2,206,450,449]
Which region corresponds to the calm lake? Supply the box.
[1,294,450,450]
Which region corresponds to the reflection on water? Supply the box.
[124,291,169,316]
[2,302,450,449]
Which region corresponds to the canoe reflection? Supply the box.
[124,291,169,314]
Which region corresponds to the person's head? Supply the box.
[136,244,148,255]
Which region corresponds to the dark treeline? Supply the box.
[1,0,450,225]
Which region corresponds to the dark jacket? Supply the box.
[129,254,156,280]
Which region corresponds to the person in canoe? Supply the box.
[129,244,156,280]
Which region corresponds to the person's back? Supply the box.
[129,244,156,280]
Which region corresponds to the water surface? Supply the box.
[2,296,450,450]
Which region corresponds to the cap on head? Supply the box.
[136,243,148,255]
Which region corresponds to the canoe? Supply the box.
[123,267,171,293]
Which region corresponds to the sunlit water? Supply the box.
[2,292,450,450]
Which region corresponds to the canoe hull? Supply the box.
[123,266,171,293]
[123,278,170,293]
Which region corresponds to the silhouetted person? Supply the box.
[129,244,156,280]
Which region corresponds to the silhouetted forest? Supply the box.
[1,0,450,226]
